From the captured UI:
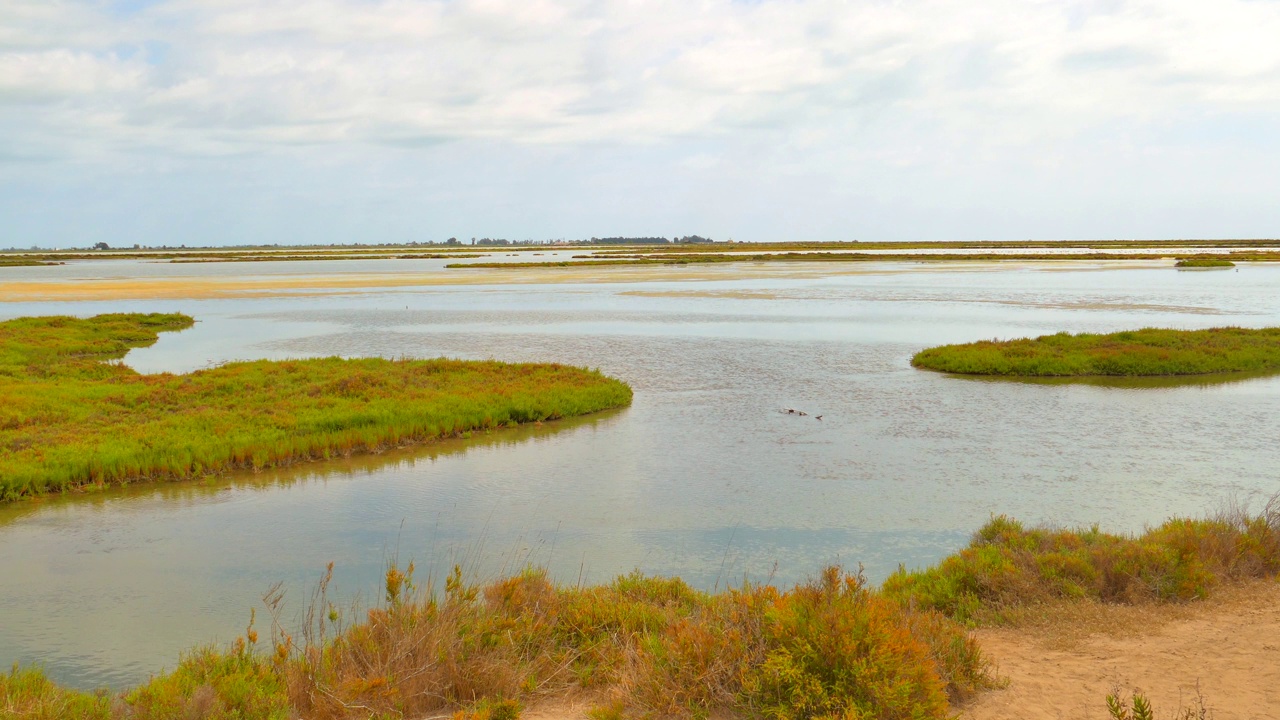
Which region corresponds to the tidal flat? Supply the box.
[1,256,1279,689]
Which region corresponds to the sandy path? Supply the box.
[959,580,1280,720]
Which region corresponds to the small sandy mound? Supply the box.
[959,580,1280,720]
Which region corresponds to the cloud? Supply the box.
[2,0,1279,243]
[0,0,1273,154]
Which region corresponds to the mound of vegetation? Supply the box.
[0,313,632,501]
[911,326,1280,377]
[1,563,993,720]
[884,498,1280,624]
[1175,257,1235,268]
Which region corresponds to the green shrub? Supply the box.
[885,501,1280,622]
[911,327,1280,377]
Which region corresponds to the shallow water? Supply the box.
[2,259,1279,689]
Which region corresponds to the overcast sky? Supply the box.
[3,0,1279,246]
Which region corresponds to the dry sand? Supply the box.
[960,580,1280,720]
[0,260,1143,303]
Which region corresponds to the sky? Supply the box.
[2,0,1279,247]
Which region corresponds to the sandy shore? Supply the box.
[0,260,1148,302]
[960,580,1280,720]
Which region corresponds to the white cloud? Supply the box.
[2,0,1279,242]
[0,0,1273,155]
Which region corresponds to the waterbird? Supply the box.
[815,415,823,421]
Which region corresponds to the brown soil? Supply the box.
[959,579,1280,720]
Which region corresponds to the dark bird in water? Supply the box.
[815,415,823,421]
[797,411,808,416]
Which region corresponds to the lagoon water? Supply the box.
[2,257,1279,688]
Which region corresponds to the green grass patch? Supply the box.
[1175,257,1235,268]
[0,313,632,501]
[0,258,52,267]
[911,326,1280,377]
[884,498,1280,624]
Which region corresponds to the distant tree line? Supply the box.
[590,237,670,245]
[7,235,720,251]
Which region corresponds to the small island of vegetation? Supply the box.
[911,326,1280,377]
[0,313,632,502]
[1175,257,1235,268]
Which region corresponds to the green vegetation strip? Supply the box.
[447,251,1280,269]
[167,253,482,263]
[0,313,632,501]
[911,327,1280,377]
[586,239,1280,253]
[1175,257,1235,268]
[7,499,1279,719]
[0,259,52,267]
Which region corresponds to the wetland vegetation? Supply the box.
[911,327,1280,377]
[6,239,1280,268]
[5,498,1279,720]
[1175,257,1235,268]
[0,313,632,501]
[446,250,1280,269]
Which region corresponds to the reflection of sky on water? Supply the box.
[1,261,1279,689]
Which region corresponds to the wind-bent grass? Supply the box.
[1175,257,1235,268]
[911,326,1280,377]
[0,313,632,501]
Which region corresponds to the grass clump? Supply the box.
[883,498,1280,624]
[280,563,989,719]
[1175,257,1234,268]
[911,326,1280,377]
[0,313,632,501]
[0,665,113,719]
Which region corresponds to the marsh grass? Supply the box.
[0,565,993,720]
[883,496,1280,625]
[911,326,1280,377]
[0,313,632,501]
[1175,258,1234,268]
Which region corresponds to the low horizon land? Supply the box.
[6,237,1280,255]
